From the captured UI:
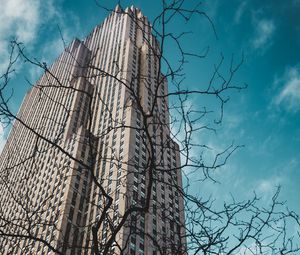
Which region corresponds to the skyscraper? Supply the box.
[0,5,186,255]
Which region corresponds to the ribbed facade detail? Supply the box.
[0,5,186,255]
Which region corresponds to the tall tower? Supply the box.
[0,5,186,255]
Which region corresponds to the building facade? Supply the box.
[0,5,186,255]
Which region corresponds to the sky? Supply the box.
[0,0,299,244]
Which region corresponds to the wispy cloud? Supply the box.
[274,66,300,112]
[234,1,247,24]
[0,0,61,73]
[0,0,39,72]
[256,176,282,195]
[252,158,298,201]
[252,19,275,49]
[204,0,220,20]
[0,0,40,43]
[28,37,67,82]
[240,242,270,255]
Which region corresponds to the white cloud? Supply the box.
[234,1,247,24]
[0,0,60,73]
[275,67,300,112]
[0,0,40,42]
[254,176,283,202]
[257,177,280,194]
[240,242,272,255]
[252,19,275,49]
[0,0,39,72]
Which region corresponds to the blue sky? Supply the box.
[0,0,299,232]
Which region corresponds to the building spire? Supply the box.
[115,4,122,12]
